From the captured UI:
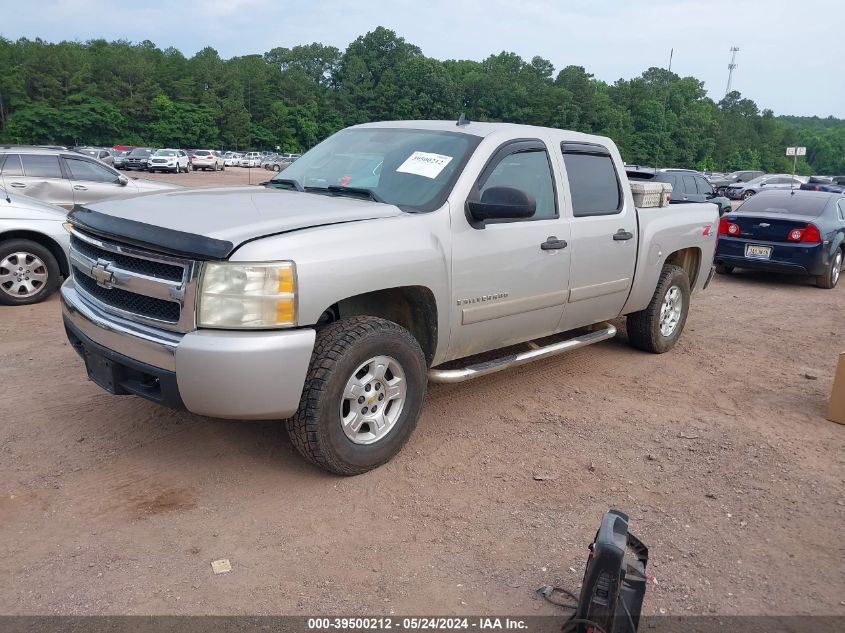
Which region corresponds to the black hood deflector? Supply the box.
[68,206,234,260]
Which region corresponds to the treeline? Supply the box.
[1,27,844,175]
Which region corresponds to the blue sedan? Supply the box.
[714,189,845,289]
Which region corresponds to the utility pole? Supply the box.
[725,46,740,96]
[654,48,673,170]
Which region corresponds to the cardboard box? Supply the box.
[828,352,845,425]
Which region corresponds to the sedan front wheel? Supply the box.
[0,239,61,306]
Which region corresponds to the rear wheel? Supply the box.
[0,239,61,306]
[287,316,427,476]
[816,249,843,289]
[715,263,734,275]
[627,264,691,354]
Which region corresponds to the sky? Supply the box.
[4,0,844,118]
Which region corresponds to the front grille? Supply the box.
[69,230,196,332]
[74,271,180,322]
[71,236,183,281]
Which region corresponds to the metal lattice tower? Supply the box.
[725,47,740,96]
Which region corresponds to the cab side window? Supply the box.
[561,143,621,217]
[479,145,557,221]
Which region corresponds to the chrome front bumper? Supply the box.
[61,279,316,420]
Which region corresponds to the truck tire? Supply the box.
[816,248,842,289]
[287,316,427,475]
[626,264,691,354]
[0,239,61,306]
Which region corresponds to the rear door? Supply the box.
[63,155,127,205]
[681,174,704,202]
[559,142,637,331]
[2,153,74,208]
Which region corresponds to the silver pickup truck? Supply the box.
[60,121,718,475]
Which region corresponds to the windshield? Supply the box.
[129,149,151,157]
[270,128,480,212]
[154,149,177,157]
[195,150,211,156]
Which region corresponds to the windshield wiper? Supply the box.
[265,178,304,192]
[326,185,385,203]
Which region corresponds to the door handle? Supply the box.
[613,229,634,241]
[541,236,568,250]
[73,185,88,191]
[9,182,26,188]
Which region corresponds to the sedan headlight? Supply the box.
[198,262,296,328]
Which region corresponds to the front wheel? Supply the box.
[0,239,61,306]
[742,190,755,200]
[287,316,427,475]
[816,249,843,289]
[626,264,691,354]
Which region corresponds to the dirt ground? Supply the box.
[1,172,844,617]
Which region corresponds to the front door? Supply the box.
[446,140,571,362]
[63,155,127,206]
[558,143,638,331]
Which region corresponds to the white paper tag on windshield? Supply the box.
[395,151,453,179]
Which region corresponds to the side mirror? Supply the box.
[467,186,536,223]
[118,175,129,186]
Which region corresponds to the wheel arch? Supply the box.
[665,246,702,287]
[0,229,69,278]
[316,285,438,365]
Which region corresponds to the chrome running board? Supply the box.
[428,323,617,384]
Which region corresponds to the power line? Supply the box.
[725,46,739,96]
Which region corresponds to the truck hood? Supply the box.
[74,186,404,259]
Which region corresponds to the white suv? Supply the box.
[192,150,224,171]
[239,152,261,168]
[148,149,189,173]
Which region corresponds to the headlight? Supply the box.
[197,262,296,329]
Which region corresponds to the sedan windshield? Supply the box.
[270,128,480,212]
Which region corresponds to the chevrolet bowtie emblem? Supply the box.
[91,260,115,289]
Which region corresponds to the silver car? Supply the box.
[0,189,70,305]
[0,148,179,209]
[724,174,806,200]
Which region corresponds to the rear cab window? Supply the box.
[561,143,622,217]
